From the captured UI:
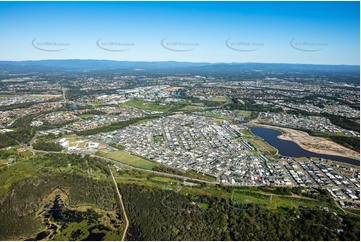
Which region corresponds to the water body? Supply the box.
[249,126,360,166]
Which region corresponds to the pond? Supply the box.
[249,126,359,166]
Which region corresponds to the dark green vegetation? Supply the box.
[303,130,360,152]
[35,193,121,241]
[153,165,217,182]
[0,101,36,111]
[122,184,360,241]
[0,133,17,149]
[122,99,186,112]
[0,152,359,241]
[326,115,360,132]
[76,115,162,135]
[0,154,123,240]
[6,114,36,144]
[329,135,359,152]
[182,94,227,107]
[0,146,32,165]
[33,138,63,152]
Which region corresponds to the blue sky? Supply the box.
[0,1,359,65]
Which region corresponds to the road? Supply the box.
[23,140,218,185]
[109,164,129,241]
[97,155,218,185]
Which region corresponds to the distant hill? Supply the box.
[0,60,359,83]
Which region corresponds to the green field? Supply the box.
[208,97,228,102]
[122,99,173,112]
[230,189,323,210]
[19,151,33,158]
[90,101,102,106]
[79,114,96,120]
[237,110,252,117]
[0,160,41,197]
[100,151,159,170]
[0,146,19,165]
[246,136,278,156]
[190,102,205,106]
[180,105,203,111]
[0,94,16,98]
[153,135,164,142]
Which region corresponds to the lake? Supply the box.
[249,126,359,166]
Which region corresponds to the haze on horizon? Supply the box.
[0,1,359,65]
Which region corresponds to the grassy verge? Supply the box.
[245,136,278,156]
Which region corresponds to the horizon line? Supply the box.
[0,59,359,67]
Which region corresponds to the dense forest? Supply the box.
[0,154,119,240]
[0,133,17,149]
[121,184,360,241]
[33,139,63,152]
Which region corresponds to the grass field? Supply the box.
[230,189,323,210]
[122,99,173,112]
[0,94,16,98]
[178,185,341,212]
[79,114,96,120]
[0,160,40,197]
[90,101,102,106]
[100,151,159,170]
[237,110,252,117]
[208,97,228,102]
[180,105,203,111]
[191,102,205,106]
[246,137,278,156]
[19,151,33,158]
[0,146,19,162]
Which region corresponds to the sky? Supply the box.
[0,1,359,65]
